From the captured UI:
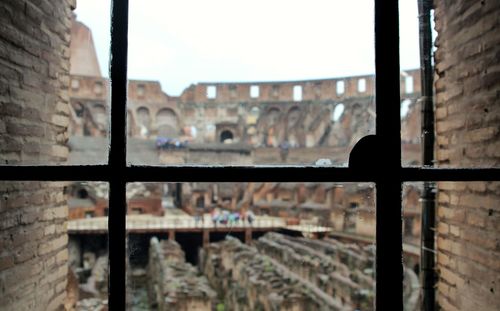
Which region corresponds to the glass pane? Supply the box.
[402,182,424,310]
[1,0,111,166]
[435,181,500,310]
[66,182,110,309]
[400,1,500,168]
[126,1,376,166]
[125,182,377,309]
[65,1,112,165]
[0,181,109,310]
[399,0,423,167]
[403,181,500,310]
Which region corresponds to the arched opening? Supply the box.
[91,103,108,135]
[266,107,281,125]
[136,107,151,137]
[287,107,301,128]
[220,130,234,143]
[401,99,412,118]
[156,108,178,137]
[136,107,151,126]
[77,188,88,199]
[332,103,345,122]
[196,196,205,209]
[72,102,84,117]
[250,106,260,117]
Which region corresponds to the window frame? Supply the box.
[1,0,499,310]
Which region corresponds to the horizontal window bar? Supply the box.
[1,165,498,182]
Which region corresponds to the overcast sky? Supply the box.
[75,0,421,96]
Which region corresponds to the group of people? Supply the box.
[155,137,189,149]
[209,209,255,227]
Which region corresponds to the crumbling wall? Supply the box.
[179,71,419,104]
[433,1,500,310]
[0,0,74,310]
[148,238,215,311]
[200,237,348,311]
[256,233,374,309]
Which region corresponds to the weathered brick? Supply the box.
[438,206,465,222]
[38,234,68,256]
[51,114,69,127]
[55,248,68,264]
[449,225,460,237]
[464,127,499,143]
[466,212,486,227]
[438,222,449,235]
[440,267,465,287]
[0,255,15,271]
[51,144,68,158]
[44,224,56,236]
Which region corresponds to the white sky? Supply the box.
[75,0,420,96]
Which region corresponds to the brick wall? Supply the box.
[434,1,500,310]
[0,0,74,310]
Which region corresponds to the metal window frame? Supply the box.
[1,0,499,310]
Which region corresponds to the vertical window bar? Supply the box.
[108,0,129,309]
[375,0,403,309]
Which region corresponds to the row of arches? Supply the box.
[133,107,179,137]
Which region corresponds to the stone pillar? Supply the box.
[244,228,252,244]
[168,229,176,241]
[202,229,210,248]
[433,1,500,310]
[0,1,75,310]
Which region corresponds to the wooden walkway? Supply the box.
[68,215,332,234]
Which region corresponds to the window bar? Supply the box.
[108,0,129,309]
[374,0,403,309]
[0,165,498,183]
[0,0,497,310]
[418,0,436,309]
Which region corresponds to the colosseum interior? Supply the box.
[0,1,499,311]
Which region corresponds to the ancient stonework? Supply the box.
[433,1,500,310]
[0,0,75,310]
[148,238,216,311]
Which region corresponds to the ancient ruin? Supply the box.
[1,1,499,311]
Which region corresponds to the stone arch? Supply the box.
[136,107,151,127]
[332,103,345,122]
[91,103,107,130]
[250,106,260,116]
[156,108,179,137]
[266,107,281,125]
[72,102,85,117]
[127,109,136,137]
[136,106,151,137]
[196,196,205,209]
[220,130,234,143]
[286,106,301,128]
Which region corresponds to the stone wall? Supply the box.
[199,236,346,311]
[433,1,500,310]
[0,182,69,310]
[179,70,420,104]
[148,238,215,311]
[256,233,374,309]
[0,0,74,310]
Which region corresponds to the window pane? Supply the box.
[399,0,423,167]
[0,181,109,310]
[66,182,110,309]
[126,0,377,166]
[402,182,423,311]
[400,0,500,168]
[404,181,500,310]
[66,1,112,165]
[125,182,378,309]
